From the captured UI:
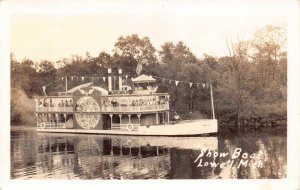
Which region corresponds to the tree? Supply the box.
[97,51,113,68]
[251,25,287,86]
[217,40,256,130]
[113,34,157,71]
[37,60,55,73]
[159,41,196,65]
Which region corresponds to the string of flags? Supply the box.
[42,75,211,95]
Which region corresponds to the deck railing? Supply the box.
[36,104,168,113]
[102,104,169,113]
[36,107,73,112]
[37,122,66,129]
[111,123,139,131]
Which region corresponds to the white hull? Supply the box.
[37,119,218,136]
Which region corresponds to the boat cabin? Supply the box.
[35,69,170,131]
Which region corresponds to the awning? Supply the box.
[132,74,156,83]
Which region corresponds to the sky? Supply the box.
[9,0,288,62]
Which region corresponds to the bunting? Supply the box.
[41,74,212,94]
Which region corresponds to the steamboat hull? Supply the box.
[36,119,217,136]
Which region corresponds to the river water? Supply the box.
[11,127,286,179]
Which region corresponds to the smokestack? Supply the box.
[108,68,112,91]
[118,69,122,90]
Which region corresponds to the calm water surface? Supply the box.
[11,127,286,179]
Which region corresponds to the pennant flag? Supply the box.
[71,76,74,80]
[81,77,84,81]
[125,75,128,80]
[189,83,193,88]
[175,81,179,86]
[202,83,205,88]
[103,77,106,82]
[61,77,64,81]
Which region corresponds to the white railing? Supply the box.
[37,122,66,129]
[111,124,139,131]
[102,104,169,113]
[36,107,73,112]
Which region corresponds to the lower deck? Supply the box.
[37,119,218,136]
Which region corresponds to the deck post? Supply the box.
[155,113,159,125]
[128,114,131,124]
[118,69,122,90]
[64,114,67,123]
[137,114,141,126]
[65,76,68,93]
[108,69,112,91]
[109,114,113,129]
[167,111,170,123]
[118,114,122,126]
[210,84,216,119]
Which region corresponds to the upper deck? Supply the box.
[35,70,170,115]
[35,93,169,114]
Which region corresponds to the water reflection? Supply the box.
[11,128,286,179]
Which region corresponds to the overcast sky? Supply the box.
[9,0,288,62]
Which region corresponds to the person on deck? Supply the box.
[173,112,182,121]
[65,100,69,107]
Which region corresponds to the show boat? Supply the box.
[35,69,217,136]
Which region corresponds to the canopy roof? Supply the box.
[67,82,108,95]
[67,82,93,93]
[132,74,156,83]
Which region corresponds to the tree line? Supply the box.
[11,25,287,131]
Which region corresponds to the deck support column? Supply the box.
[64,114,67,123]
[155,113,159,125]
[167,111,170,123]
[109,114,113,129]
[118,114,122,126]
[137,114,141,126]
[128,114,131,124]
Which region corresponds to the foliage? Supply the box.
[10,26,287,129]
